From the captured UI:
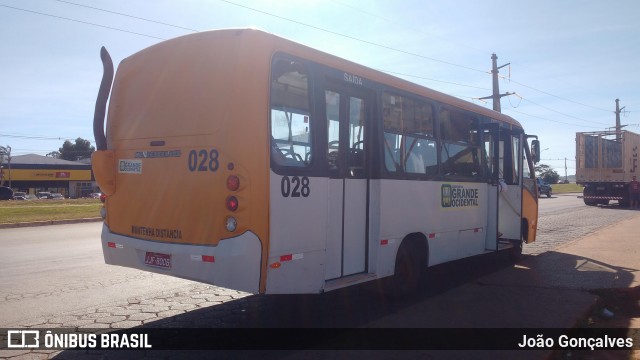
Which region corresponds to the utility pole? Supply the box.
[615,98,625,142]
[479,53,514,112]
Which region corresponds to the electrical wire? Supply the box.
[218,0,487,74]
[500,75,612,113]
[2,1,623,129]
[503,108,603,129]
[378,69,491,91]
[0,4,167,40]
[53,0,199,33]
[0,133,71,141]
[516,94,610,126]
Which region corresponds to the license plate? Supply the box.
[144,252,172,269]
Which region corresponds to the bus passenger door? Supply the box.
[484,125,523,246]
[498,130,523,241]
[325,87,369,280]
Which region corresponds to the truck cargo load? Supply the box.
[576,130,640,206]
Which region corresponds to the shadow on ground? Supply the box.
[52,249,638,360]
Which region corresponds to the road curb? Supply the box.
[0,217,103,229]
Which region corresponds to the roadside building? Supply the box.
[0,154,97,198]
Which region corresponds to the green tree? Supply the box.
[535,163,560,184]
[59,138,95,161]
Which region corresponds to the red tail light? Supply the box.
[226,196,238,211]
[227,175,240,191]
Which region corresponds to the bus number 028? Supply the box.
[281,176,310,198]
[188,149,219,172]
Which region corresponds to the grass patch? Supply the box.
[552,183,583,194]
[0,199,102,224]
[0,183,584,224]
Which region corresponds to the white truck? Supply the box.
[576,130,640,206]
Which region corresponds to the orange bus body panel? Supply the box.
[103,30,272,292]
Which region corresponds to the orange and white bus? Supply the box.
[92,28,540,295]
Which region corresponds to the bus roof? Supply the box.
[132,28,524,130]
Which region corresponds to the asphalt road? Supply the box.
[0,223,204,326]
[537,192,587,215]
[0,194,636,330]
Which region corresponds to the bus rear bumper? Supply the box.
[101,224,261,294]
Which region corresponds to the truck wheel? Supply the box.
[583,188,598,206]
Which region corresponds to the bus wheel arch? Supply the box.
[390,232,429,297]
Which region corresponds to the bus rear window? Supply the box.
[270,58,312,168]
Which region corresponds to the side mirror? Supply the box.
[531,139,540,164]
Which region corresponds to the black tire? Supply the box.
[509,240,523,262]
[583,188,598,206]
[389,237,428,298]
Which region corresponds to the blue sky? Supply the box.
[1,0,639,176]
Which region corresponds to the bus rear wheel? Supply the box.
[389,235,428,298]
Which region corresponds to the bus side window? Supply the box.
[326,90,340,171]
[439,109,482,179]
[270,58,312,168]
[382,92,435,176]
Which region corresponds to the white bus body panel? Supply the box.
[267,170,498,294]
[325,179,344,280]
[267,173,328,294]
[375,180,489,267]
[498,184,522,240]
[340,178,367,276]
[101,224,261,293]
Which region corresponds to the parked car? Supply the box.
[88,192,102,199]
[12,192,27,200]
[536,178,552,198]
[48,193,65,199]
[0,186,13,200]
[36,192,51,199]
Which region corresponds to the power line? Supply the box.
[514,94,610,126]
[377,69,491,91]
[0,133,71,141]
[223,0,621,120]
[330,1,616,116]
[501,76,612,114]
[329,0,485,53]
[52,0,199,33]
[503,108,603,129]
[5,1,619,126]
[0,4,166,40]
[218,0,487,74]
